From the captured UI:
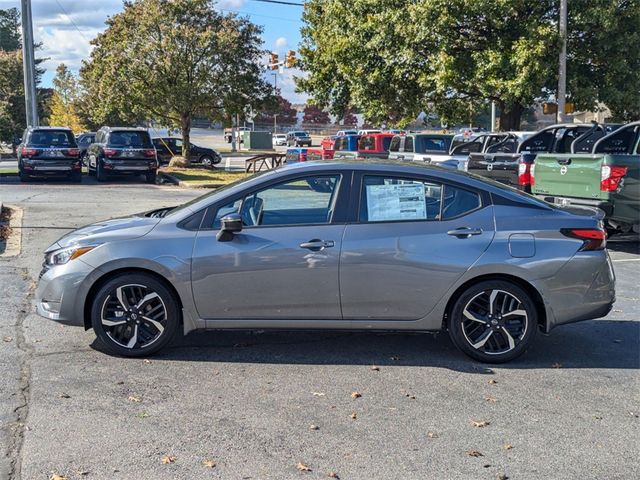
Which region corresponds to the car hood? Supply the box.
[46,215,161,252]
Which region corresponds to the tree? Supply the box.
[0,7,20,51]
[298,0,640,130]
[254,94,297,126]
[48,64,85,132]
[0,49,24,142]
[81,0,271,162]
[338,108,358,126]
[302,103,330,124]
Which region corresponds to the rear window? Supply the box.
[382,137,392,151]
[108,131,152,148]
[294,132,308,137]
[416,136,450,153]
[28,130,75,147]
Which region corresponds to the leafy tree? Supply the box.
[302,103,330,124]
[0,7,20,51]
[0,49,24,142]
[47,64,85,132]
[254,94,297,126]
[299,0,640,130]
[339,108,358,126]
[81,0,271,162]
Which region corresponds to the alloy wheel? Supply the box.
[461,289,528,355]
[100,283,167,349]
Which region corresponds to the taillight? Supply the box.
[143,149,156,157]
[103,148,118,157]
[21,147,38,157]
[561,228,607,251]
[66,148,80,157]
[299,152,307,162]
[600,165,627,192]
[517,161,532,186]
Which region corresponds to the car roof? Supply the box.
[28,126,73,131]
[99,126,149,132]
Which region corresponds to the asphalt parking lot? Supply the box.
[0,177,638,480]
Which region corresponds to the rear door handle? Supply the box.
[300,239,335,251]
[447,228,483,238]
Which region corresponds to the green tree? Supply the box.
[0,49,24,142]
[48,64,85,132]
[81,0,271,162]
[0,7,20,51]
[298,0,640,130]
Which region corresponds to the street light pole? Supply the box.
[272,73,277,93]
[21,0,38,127]
[273,113,278,134]
[557,0,568,123]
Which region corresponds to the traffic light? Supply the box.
[269,52,279,70]
[285,50,296,68]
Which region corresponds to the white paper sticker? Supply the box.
[366,183,426,221]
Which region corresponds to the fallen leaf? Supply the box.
[143,359,151,364]
[328,472,340,478]
[371,365,380,371]
[59,393,71,399]
[309,425,319,430]
[485,396,497,403]
[3,336,12,342]
[471,420,490,428]
[405,393,416,400]
[49,475,67,480]
[504,444,513,450]
[497,474,509,480]
[427,432,438,438]
[296,462,312,472]
[487,379,497,385]
[351,391,361,399]
[552,362,562,368]
[128,395,141,403]
[311,392,325,396]
[483,464,492,468]
[594,415,603,420]
[202,459,216,468]
[467,450,484,457]
[137,412,149,418]
[160,455,176,464]
[350,412,357,419]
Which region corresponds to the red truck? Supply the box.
[307,135,339,161]
[333,132,395,159]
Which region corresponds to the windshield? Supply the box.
[109,131,153,148]
[294,132,309,137]
[29,130,75,147]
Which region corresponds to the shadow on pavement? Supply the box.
[92,319,639,372]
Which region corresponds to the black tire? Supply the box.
[90,273,180,357]
[70,171,82,183]
[96,160,107,182]
[448,280,537,363]
[200,155,214,169]
[145,171,157,184]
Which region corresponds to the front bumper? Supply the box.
[35,258,96,326]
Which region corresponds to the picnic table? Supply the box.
[245,153,286,173]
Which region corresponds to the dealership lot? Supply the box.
[0,178,638,479]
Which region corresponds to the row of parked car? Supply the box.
[285,122,640,234]
[16,126,222,183]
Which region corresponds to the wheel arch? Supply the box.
[442,273,547,331]
[82,267,184,330]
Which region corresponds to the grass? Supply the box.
[0,167,18,176]
[161,167,250,187]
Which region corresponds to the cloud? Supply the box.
[265,67,309,105]
[275,37,287,48]
[217,0,246,8]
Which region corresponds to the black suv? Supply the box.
[76,132,96,165]
[17,126,82,182]
[152,137,221,167]
[87,127,158,183]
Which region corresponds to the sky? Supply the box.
[0,0,309,103]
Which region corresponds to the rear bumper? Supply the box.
[21,160,79,175]
[537,195,613,216]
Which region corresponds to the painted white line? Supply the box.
[612,258,640,263]
[225,158,231,171]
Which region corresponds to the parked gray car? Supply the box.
[35,161,615,362]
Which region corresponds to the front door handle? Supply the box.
[447,228,483,238]
[300,239,335,251]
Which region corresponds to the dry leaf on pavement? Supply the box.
[296,462,312,472]
[471,420,490,428]
[310,425,319,430]
[128,395,141,402]
[49,475,67,480]
[467,450,484,457]
[143,359,151,364]
[3,336,12,342]
[487,379,497,384]
[350,412,357,419]
[311,392,325,396]
[504,444,513,450]
[202,459,216,468]
[351,391,361,399]
[59,393,71,399]
[497,474,509,480]
[160,455,176,464]
[371,365,380,371]
[427,432,438,438]
[485,396,497,402]
[328,472,340,478]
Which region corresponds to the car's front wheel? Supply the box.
[91,273,180,357]
[200,155,214,169]
[448,280,537,363]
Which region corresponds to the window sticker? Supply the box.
[366,183,426,221]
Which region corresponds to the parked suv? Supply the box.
[87,127,158,183]
[17,126,82,182]
[287,131,312,147]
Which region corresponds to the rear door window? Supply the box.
[404,137,414,153]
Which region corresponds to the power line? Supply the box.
[219,8,301,23]
[53,0,90,43]
[247,0,305,6]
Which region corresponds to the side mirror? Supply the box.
[216,213,243,242]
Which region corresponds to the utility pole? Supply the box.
[490,101,496,132]
[21,0,39,127]
[272,73,278,93]
[273,113,278,134]
[557,0,567,123]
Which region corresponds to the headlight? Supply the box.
[46,246,95,266]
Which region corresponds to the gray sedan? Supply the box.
[35,161,615,362]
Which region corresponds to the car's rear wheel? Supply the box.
[448,280,537,363]
[96,160,107,182]
[145,171,157,184]
[91,273,180,357]
[200,155,214,169]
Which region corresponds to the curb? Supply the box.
[158,172,222,189]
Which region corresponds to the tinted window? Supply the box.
[359,136,374,150]
[360,176,443,222]
[238,175,340,227]
[441,185,481,219]
[382,137,392,151]
[28,130,75,147]
[213,199,243,229]
[389,136,401,152]
[109,131,152,147]
[520,131,555,152]
[417,136,450,153]
[404,137,414,152]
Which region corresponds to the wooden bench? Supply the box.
[245,153,286,173]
